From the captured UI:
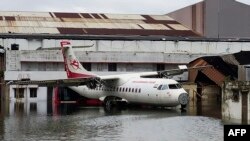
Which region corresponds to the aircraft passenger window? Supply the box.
[161,85,168,90]
[119,87,122,92]
[157,85,162,90]
[135,88,137,93]
[123,88,125,92]
[125,88,128,92]
[132,88,134,92]
[129,88,131,92]
[139,88,141,93]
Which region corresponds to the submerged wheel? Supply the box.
[104,97,113,110]
[103,96,126,112]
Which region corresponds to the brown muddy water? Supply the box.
[0,99,224,141]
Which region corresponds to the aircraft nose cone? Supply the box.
[178,93,189,105]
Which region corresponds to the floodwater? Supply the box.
[0,100,224,141]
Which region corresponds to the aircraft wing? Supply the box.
[98,65,212,80]
[7,77,100,86]
[139,65,212,78]
[7,65,211,86]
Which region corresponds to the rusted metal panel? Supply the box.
[143,20,178,25]
[0,11,199,36]
[100,14,108,19]
[203,67,225,86]
[188,58,226,86]
[91,13,102,19]
[85,28,198,36]
[168,24,189,30]
[49,12,54,18]
[58,28,86,34]
[81,13,93,18]
[142,15,155,22]
[105,14,145,20]
[5,16,15,21]
[138,23,170,30]
[54,12,81,18]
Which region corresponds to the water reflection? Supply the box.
[0,100,224,141]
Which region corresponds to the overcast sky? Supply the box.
[0,0,205,14]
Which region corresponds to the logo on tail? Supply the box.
[70,59,80,70]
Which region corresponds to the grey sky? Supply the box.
[0,0,203,14]
[236,0,250,5]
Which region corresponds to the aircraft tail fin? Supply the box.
[60,41,96,78]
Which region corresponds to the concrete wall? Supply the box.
[1,39,250,54]
[222,81,250,124]
[9,85,47,102]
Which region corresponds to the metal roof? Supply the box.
[189,51,250,86]
[0,11,200,37]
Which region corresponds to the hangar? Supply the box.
[0,11,249,105]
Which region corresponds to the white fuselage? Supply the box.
[69,78,188,107]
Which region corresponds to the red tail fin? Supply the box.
[60,41,96,78]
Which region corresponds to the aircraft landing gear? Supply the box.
[103,96,126,114]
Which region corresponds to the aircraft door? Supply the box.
[158,84,169,104]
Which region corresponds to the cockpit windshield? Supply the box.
[157,83,182,90]
[157,84,168,90]
[168,83,182,89]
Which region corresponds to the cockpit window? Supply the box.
[157,85,162,90]
[157,84,168,90]
[168,83,182,89]
[161,85,168,90]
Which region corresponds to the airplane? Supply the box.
[8,40,210,110]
